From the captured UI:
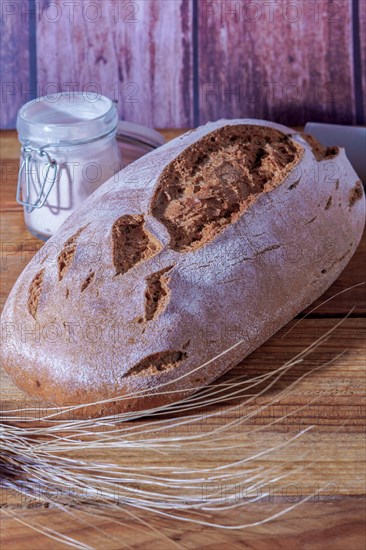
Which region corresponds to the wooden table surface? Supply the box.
[0,130,365,549]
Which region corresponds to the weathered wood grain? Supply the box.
[36,0,194,128]
[0,0,31,128]
[198,0,356,126]
[359,0,366,122]
[1,498,365,550]
[0,1,363,131]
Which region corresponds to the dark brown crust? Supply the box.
[124,350,187,378]
[58,228,84,282]
[27,269,45,320]
[349,181,363,208]
[144,266,174,322]
[300,133,340,162]
[112,215,161,276]
[81,271,95,293]
[1,120,365,419]
[151,125,303,252]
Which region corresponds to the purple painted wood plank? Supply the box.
[198,0,356,126]
[0,0,31,128]
[359,0,366,122]
[36,0,193,128]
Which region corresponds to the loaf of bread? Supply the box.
[1,120,365,417]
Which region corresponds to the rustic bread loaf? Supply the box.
[1,120,365,417]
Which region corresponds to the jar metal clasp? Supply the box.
[16,145,59,213]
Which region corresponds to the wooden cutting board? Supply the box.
[1,130,365,550]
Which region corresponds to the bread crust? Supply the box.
[1,119,365,418]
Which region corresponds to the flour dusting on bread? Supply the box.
[1,119,364,417]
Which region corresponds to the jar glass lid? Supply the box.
[17,92,118,145]
[117,120,165,150]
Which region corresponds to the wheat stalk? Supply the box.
[0,306,358,548]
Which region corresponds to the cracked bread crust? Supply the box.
[1,119,365,418]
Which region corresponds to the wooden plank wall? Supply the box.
[0,0,365,129]
[360,0,366,116]
[198,0,356,125]
[0,0,32,128]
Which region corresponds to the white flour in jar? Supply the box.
[17,93,122,240]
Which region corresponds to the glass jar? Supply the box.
[116,120,165,165]
[16,92,122,240]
